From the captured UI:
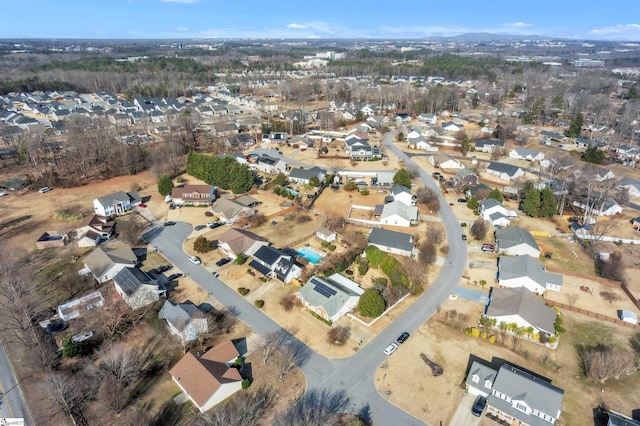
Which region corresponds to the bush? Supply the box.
[193,236,212,253]
[470,327,480,338]
[372,277,388,287]
[358,260,369,276]
[254,300,264,308]
[238,287,250,296]
[242,379,251,389]
[235,254,246,264]
[296,214,312,223]
[358,289,385,318]
[310,311,332,325]
[440,245,449,255]
[176,176,184,183]
[321,241,330,248]
[279,294,297,311]
[360,189,369,196]
[335,260,350,273]
[205,211,214,217]
[328,244,336,251]
[327,326,351,346]
[488,335,496,344]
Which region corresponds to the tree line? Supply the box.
[185,151,254,194]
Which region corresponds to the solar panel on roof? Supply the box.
[311,278,337,298]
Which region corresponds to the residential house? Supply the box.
[509,147,545,161]
[289,136,314,149]
[498,255,563,295]
[572,196,623,217]
[442,121,463,132]
[261,132,288,143]
[113,267,165,310]
[429,154,463,169]
[578,165,615,182]
[485,287,558,337]
[170,340,243,413]
[83,246,138,283]
[465,360,564,425]
[495,226,541,257]
[249,246,302,284]
[233,195,260,208]
[379,200,418,227]
[316,227,337,243]
[213,122,239,138]
[454,167,479,189]
[407,135,436,151]
[76,215,115,247]
[210,198,256,224]
[375,171,396,187]
[158,301,208,345]
[608,411,640,426]
[218,228,270,258]
[617,177,640,198]
[418,113,437,125]
[475,139,506,153]
[93,191,141,216]
[480,198,518,227]
[296,274,364,322]
[486,162,525,181]
[288,166,327,185]
[344,137,377,160]
[226,133,255,150]
[171,185,216,206]
[367,227,415,257]
[391,184,417,206]
[253,154,289,175]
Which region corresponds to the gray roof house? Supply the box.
[608,411,640,426]
[465,360,498,397]
[509,147,544,161]
[498,255,563,295]
[486,162,525,181]
[480,198,518,227]
[487,363,564,426]
[368,227,415,257]
[113,267,166,310]
[288,166,327,185]
[475,139,505,153]
[379,200,419,227]
[253,154,289,175]
[84,246,138,283]
[485,287,558,336]
[296,274,364,322]
[249,246,302,284]
[93,191,141,216]
[495,226,541,257]
[391,184,417,206]
[158,301,208,345]
[210,198,256,224]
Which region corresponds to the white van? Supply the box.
[39,187,52,193]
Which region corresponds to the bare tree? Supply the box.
[470,218,489,241]
[577,344,639,383]
[599,291,622,304]
[258,330,285,365]
[415,186,440,211]
[97,343,147,386]
[272,389,350,426]
[426,224,443,245]
[566,293,580,308]
[598,251,626,282]
[324,212,346,232]
[45,371,88,426]
[418,243,437,265]
[197,385,278,426]
[97,374,129,413]
[401,257,430,292]
[326,326,351,346]
[118,213,146,245]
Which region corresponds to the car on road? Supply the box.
[397,332,410,344]
[194,225,207,231]
[471,395,487,417]
[383,342,399,355]
[188,255,201,265]
[457,198,467,203]
[216,257,231,267]
[164,221,176,226]
[462,234,467,241]
[39,186,52,193]
[481,243,495,252]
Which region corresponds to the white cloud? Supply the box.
[176,26,189,32]
[588,24,640,40]
[287,23,306,29]
[503,22,533,28]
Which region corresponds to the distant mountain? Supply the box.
[423,32,558,42]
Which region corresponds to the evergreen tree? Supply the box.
[522,188,541,216]
[582,146,605,164]
[488,188,504,203]
[358,289,385,318]
[539,188,558,217]
[309,176,321,187]
[466,195,480,211]
[393,168,412,188]
[568,113,584,137]
[460,136,470,155]
[158,174,174,197]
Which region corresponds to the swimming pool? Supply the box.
[297,247,324,264]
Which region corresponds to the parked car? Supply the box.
[216,257,231,267]
[376,189,388,194]
[383,342,399,356]
[72,331,94,343]
[397,332,410,344]
[164,221,176,226]
[457,198,467,203]
[462,234,467,241]
[154,264,173,274]
[39,187,52,193]
[195,225,207,231]
[188,256,201,265]
[168,204,176,210]
[471,395,487,416]
[167,273,183,281]
[137,203,147,208]
[481,243,495,252]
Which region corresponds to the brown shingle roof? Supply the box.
[218,228,267,256]
[169,341,242,407]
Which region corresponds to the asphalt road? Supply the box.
[144,133,467,425]
[0,338,33,424]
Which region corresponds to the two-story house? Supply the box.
[158,301,208,345]
[93,191,141,216]
[249,246,302,284]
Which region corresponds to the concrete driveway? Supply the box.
[449,392,483,426]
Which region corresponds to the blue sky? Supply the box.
[3,0,640,41]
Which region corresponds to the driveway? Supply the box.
[449,392,483,426]
[455,286,490,304]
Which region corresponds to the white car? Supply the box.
[39,186,52,193]
[383,342,399,356]
[188,255,201,265]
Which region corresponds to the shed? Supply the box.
[619,310,638,325]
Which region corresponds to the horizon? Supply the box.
[2,0,640,42]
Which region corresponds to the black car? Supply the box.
[216,257,231,267]
[154,264,173,274]
[195,225,207,231]
[457,198,467,203]
[167,273,183,281]
[209,222,223,229]
[471,395,486,416]
[164,221,176,226]
[397,332,410,344]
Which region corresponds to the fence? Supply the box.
[544,299,640,330]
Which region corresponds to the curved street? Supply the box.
[143,130,466,425]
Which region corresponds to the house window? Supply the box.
[472,375,479,383]
[515,402,528,413]
[484,380,492,389]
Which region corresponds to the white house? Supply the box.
[249,246,303,284]
[480,198,518,227]
[296,274,364,322]
[475,139,505,153]
[113,267,166,310]
[498,255,563,295]
[429,154,463,169]
[495,226,541,257]
[83,246,138,283]
[391,184,417,206]
[93,191,141,216]
[316,227,337,243]
[572,196,623,217]
[367,227,415,257]
[486,162,525,181]
[379,200,418,227]
[418,113,437,125]
[170,340,243,413]
[485,287,558,337]
[158,301,208,345]
[509,147,545,161]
